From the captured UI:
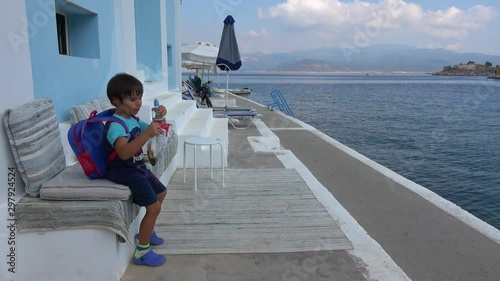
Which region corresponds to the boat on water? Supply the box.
[229,87,252,94]
[211,87,252,95]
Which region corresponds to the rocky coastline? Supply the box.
[433,61,496,76]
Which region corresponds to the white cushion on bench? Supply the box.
[4,97,66,197]
[40,164,131,201]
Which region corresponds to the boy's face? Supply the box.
[114,91,142,116]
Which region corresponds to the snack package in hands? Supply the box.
[147,121,172,166]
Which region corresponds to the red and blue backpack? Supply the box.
[68,109,130,179]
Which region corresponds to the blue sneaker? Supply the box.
[135,231,164,246]
[132,250,166,267]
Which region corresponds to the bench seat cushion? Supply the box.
[4,97,66,197]
[40,164,131,200]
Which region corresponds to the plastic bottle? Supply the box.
[152,98,165,122]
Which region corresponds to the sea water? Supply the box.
[205,72,500,230]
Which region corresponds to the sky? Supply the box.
[180,0,499,55]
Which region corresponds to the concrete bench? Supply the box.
[3,97,178,280]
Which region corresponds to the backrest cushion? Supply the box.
[4,97,66,197]
[97,98,113,111]
[69,99,101,124]
[69,98,114,124]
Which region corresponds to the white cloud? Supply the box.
[239,28,272,53]
[421,5,496,38]
[267,0,351,28]
[247,28,268,37]
[258,7,265,18]
[264,0,497,39]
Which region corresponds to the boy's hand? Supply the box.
[158,105,167,116]
[145,122,162,138]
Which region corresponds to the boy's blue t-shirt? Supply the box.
[104,114,150,182]
[106,114,149,148]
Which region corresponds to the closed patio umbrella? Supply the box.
[216,15,242,107]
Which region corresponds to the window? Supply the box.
[55,0,100,58]
[56,13,69,55]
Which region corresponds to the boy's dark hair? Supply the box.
[107,73,143,105]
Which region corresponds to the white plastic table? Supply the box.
[183,136,225,190]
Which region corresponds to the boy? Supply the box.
[104,73,167,266]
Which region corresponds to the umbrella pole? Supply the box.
[225,70,229,107]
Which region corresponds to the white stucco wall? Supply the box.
[114,0,139,76]
[170,0,182,91]
[160,0,169,87]
[0,1,35,280]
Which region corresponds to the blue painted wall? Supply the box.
[69,14,100,58]
[135,0,162,82]
[25,0,117,121]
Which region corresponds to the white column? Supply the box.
[114,0,139,77]
[160,0,168,87]
[0,1,35,280]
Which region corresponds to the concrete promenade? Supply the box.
[122,94,500,281]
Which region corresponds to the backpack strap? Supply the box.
[80,109,130,163]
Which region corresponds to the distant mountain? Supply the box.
[240,44,500,73]
[277,58,335,72]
